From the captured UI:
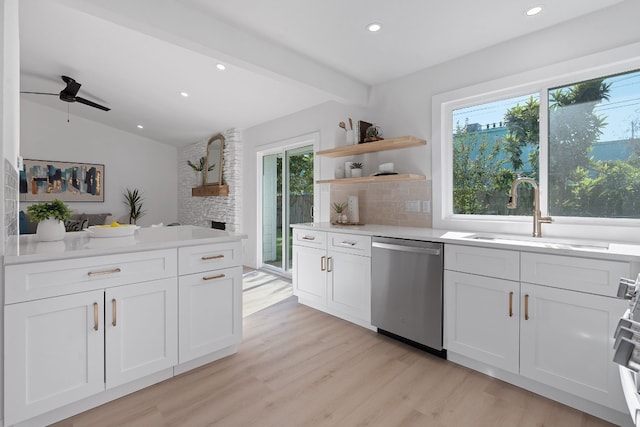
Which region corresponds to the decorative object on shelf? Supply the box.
[339,118,356,145]
[344,161,354,178]
[350,162,363,178]
[348,195,360,223]
[20,158,104,202]
[187,156,214,186]
[123,188,146,224]
[205,134,225,185]
[379,162,394,173]
[26,198,72,241]
[334,166,345,179]
[365,125,384,142]
[331,201,348,224]
[88,223,140,238]
[358,121,372,144]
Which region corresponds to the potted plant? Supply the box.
[332,201,348,223]
[350,162,363,178]
[187,156,215,186]
[123,188,146,225]
[26,199,72,241]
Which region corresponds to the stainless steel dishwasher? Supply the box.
[371,236,445,357]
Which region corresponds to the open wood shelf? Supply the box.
[316,135,426,158]
[192,184,229,197]
[317,173,426,185]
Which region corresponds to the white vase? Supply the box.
[351,168,362,178]
[194,171,203,187]
[36,219,66,242]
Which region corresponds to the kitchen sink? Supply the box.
[467,234,610,251]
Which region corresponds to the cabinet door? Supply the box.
[327,251,371,322]
[4,291,105,426]
[179,266,242,363]
[105,278,178,388]
[292,244,327,305]
[520,282,627,412]
[445,270,519,373]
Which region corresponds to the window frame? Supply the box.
[432,44,640,241]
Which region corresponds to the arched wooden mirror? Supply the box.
[205,133,224,185]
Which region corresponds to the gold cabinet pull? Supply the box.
[203,274,226,281]
[327,256,333,273]
[320,256,326,271]
[524,294,530,320]
[201,254,224,260]
[93,302,99,331]
[88,268,121,277]
[509,291,514,317]
[302,235,316,241]
[112,299,117,327]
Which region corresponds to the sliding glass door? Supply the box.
[261,144,314,273]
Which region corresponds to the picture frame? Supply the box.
[20,159,105,202]
[358,121,372,144]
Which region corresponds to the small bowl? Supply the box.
[379,162,394,173]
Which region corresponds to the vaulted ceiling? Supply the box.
[19,0,625,146]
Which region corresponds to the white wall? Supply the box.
[242,100,367,268]
[20,100,178,226]
[366,1,640,180]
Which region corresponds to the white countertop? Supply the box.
[292,222,640,262]
[4,225,247,265]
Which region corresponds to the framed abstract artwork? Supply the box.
[20,159,105,202]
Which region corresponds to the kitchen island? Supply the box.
[3,225,246,427]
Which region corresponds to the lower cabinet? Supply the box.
[178,266,242,363]
[4,278,178,425]
[444,244,630,414]
[293,230,372,326]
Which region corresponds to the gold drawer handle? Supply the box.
[302,235,316,241]
[339,241,357,247]
[88,268,121,277]
[112,299,117,327]
[201,254,224,260]
[509,291,514,317]
[524,294,530,320]
[203,274,226,281]
[93,302,99,331]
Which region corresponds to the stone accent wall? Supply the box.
[177,129,242,232]
[330,180,432,227]
[4,158,18,240]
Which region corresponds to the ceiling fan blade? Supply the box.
[74,96,111,111]
[20,91,58,95]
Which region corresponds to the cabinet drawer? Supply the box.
[445,244,519,281]
[178,241,242,275]
[521,252,631,297]
[328,232,371,257]
[293,228,327,249]
[5,249,177,304]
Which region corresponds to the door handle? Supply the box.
[88,267,121,277]
[201,254,224,260]
[524,294,529,320]
[93,302,99,331]
[203,274,226,281]
[509,291,513,317]
[112,298,117,327]
[321,255,326,271]
[327,257,333,273]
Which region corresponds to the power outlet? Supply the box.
[405,200,421,212]
[422,200,431,213]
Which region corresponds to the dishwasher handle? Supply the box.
[372,241,441,256]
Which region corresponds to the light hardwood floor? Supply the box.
[51,296,616,427]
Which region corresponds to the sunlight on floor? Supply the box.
[242,268,293,317]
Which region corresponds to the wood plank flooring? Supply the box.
[52,296,616,427]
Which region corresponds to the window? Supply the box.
[448,68,640,221]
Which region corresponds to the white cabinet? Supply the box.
[520,282,627,411]
[5,290,105,426]
[105,278,178,388]
[178,266,242,363]
[444,243,630,414]
[292,229,372,327]
[444,270,519,373]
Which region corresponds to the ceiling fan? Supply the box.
[21,75,110,111]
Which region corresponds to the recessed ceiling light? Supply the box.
[216,64,226,71]
[366,22,382,32]
[180,92,189,97]
[137,125,144,129]
[525,6,543,16]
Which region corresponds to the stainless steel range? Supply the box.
[613,274,640,426]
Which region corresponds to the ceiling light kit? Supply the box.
[216,64,226,71]
[366,22,382,32]
[180,92,189,97]
[525,6,543,16]
[137,125,144,129]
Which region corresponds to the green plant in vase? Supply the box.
[187,157,215,186]
[26,199,73,241]
[350,162,363,178]
[332,201,348,224]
